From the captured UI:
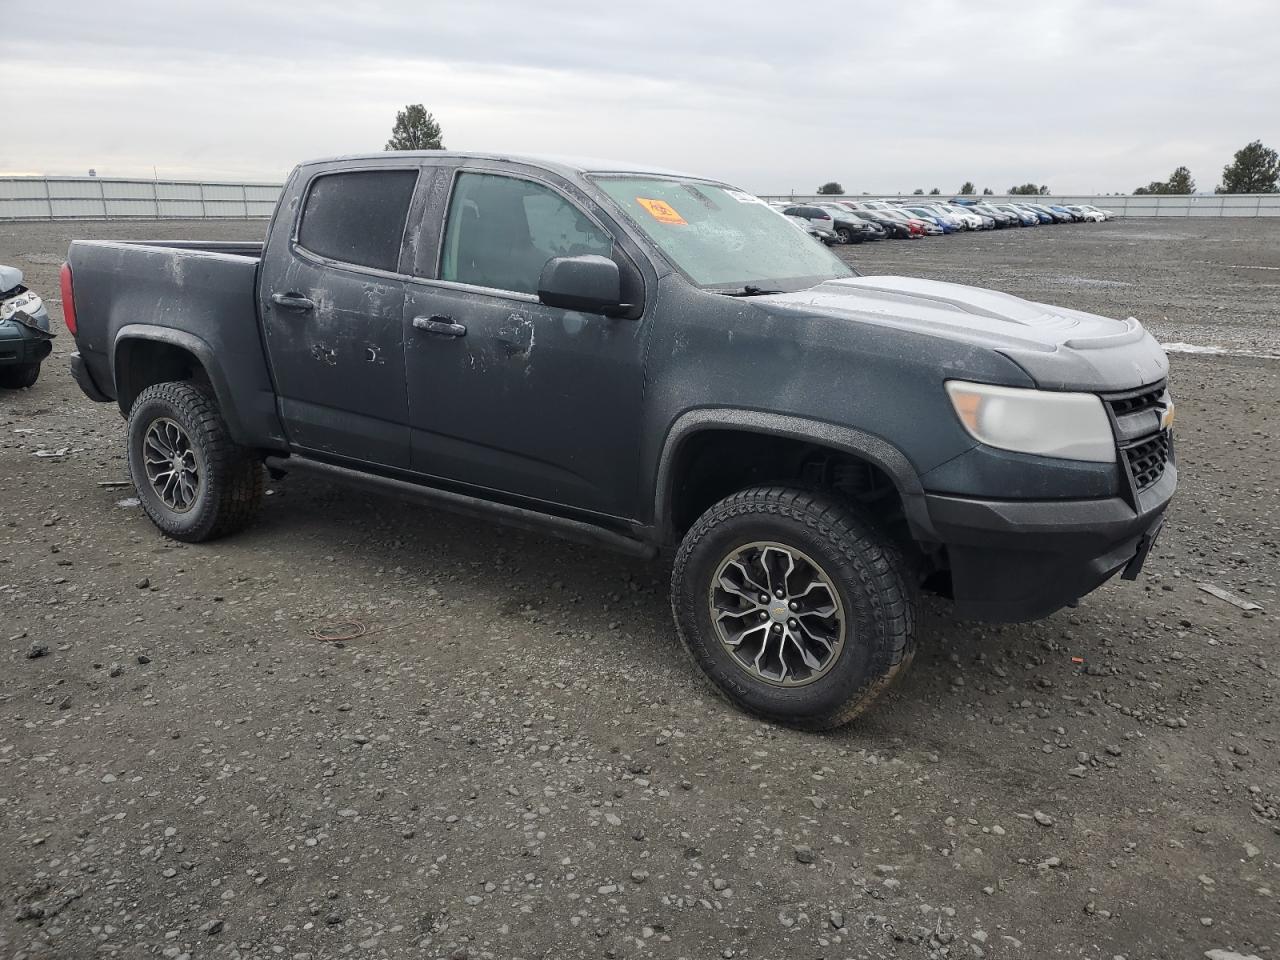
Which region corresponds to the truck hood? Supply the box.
[765,275,1169,391]
[0,265,22,295]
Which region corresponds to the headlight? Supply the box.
[945,380,1116,463]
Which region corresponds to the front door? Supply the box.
[258,167,418,468]
[401,168,647,519]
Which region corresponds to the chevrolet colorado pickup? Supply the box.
[63,152,1175,728]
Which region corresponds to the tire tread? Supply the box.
[127,381,263,542]
[671,486,917,730]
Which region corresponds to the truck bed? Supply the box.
[66,238,284,448]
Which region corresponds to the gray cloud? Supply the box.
[1,0,1276,193]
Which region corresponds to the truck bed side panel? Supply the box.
[68,240,286,449]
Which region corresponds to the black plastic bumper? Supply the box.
[69,351,112,403]
[926,464,1176,622]
[0,332,52,367]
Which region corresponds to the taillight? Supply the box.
[59,262,77,336]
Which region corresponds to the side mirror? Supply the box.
[537,255,626,315]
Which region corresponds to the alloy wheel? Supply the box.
[142,417,201,513]
[708,541,846,686]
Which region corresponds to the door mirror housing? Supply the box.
[537,255,626,315]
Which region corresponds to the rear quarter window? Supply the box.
[297,170,418,272]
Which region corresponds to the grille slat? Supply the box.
[1123,432,1172,491]
[1104,381,1172,494]
[1108,386,1164,417]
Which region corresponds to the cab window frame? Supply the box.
[430,167,620,303]
[292,165,421,279]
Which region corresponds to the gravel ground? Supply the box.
[1,217,1277,960]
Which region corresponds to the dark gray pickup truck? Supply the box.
[64,152,1176,728]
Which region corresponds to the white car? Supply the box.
[845,199,898,214]
[1078,203,1114,221]
[904,203,962,229]
[939,204,988,230]
[1066,205,1106,222]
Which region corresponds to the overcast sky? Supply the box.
[1,0,1275,194]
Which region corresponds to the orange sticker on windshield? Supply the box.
[636,197,687,225]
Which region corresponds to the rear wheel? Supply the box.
[671,487,917,729]
[127,381,264,542]
[0,362,40,389]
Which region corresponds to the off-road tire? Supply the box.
[127,381,264,542]
[671,487,917,730]
[0,362,40,389]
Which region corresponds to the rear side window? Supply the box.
[297,170,418,272]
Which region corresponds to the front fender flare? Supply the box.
[654,408,937,545]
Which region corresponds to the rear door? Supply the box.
[258,166,418,467]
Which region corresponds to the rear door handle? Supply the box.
[413,316,467,338]
[271,292,315,312]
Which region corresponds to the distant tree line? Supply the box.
[1133,140,1278,195]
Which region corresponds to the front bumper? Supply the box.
[926,464,1175,622]
[0,317,54,368]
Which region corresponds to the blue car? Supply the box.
[1015,203,1055,224]
[1048,204,1085,223]
[903,206,957,233]
[992,204,1039,226]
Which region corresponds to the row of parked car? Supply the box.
[771,197,1117,244]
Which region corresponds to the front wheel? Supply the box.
[127,381,264,542]
[671,487,917,729]
[0,362,40,389]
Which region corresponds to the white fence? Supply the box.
[0,177,282,220]
[1,176,1277,220]
[760,193,1280,217]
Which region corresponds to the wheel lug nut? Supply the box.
[759,611,768,620]
[789,601,798,611]
[789,619,797,627]
[775,590,784,598]
[759,594,769,603]
[772,624,781,632]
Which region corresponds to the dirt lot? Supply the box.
[1,218,1276,960]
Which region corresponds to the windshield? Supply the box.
[592,176,853,291]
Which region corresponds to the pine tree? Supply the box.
[385,105,445,151]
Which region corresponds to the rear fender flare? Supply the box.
[113,324,248,443]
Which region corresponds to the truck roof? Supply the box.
[301,151,709,181]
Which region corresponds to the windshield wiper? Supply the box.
[715,285,785,297]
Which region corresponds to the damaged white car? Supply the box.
[1,264,54,389]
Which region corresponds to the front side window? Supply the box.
[593,176,853,291]
[439,172,613,295]
[297,169,418,272]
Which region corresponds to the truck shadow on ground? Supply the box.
[226,471,1097,754]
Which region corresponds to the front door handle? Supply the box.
[271,292,315,312]
[413,316,467,338]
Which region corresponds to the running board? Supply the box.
[263,455,657,560]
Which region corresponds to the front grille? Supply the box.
[1123,432,1172,491]
[1108,384,1164,417]
[1104,380,1173,495]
